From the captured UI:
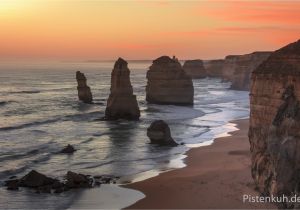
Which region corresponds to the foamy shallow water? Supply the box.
[68,184,145,210]
[0,61,249,209]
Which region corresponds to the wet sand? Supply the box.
[125,119,276,209]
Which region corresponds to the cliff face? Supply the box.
[146,56,194,105]
[203,59,225,78]
[249,40,300,208]
[76,71,93,104]
[222,52,271,90]
[104,58,140,120]
[182,59,206,79]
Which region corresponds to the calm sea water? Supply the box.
[0,61,249,209]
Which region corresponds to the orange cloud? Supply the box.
[201,1,300,25]
[214,26,299,46]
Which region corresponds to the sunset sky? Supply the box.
[0,0,299,60]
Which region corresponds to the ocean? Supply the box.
[0,61,249,209]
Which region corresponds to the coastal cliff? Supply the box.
[249,40,300,208]
[104,58,140,120]
[182,59,206,78]
[222,52,271,90]
[203,59,225,78]
[146,56,194,105]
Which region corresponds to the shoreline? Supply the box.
[67,120,244,210]
[124,119,276,209]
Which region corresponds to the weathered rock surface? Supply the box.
[202,52,271,90]
[183,59,206,78]
[146,56,194,105]
[4,170,119,194]
[222,52,271,90]
[104,58,140,120]
[19,170,57,188]
[60,144,76,154]
[76,71,93,104]
[65,171,92,188]
[147,120,178,146]
[5,179,20,190]
[203,59,225,78]
[249,40,300,208]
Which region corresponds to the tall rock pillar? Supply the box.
[104,58,140,120]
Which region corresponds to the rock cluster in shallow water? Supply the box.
[146,56,194,105]
[249,39,300,208]
[4,170,119,194]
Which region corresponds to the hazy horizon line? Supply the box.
[0,49,274,64]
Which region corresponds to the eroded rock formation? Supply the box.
[203,59,225,78]
[183,59,206,78]
[146,56,194,105]
[76,71,93,103]
[147,120,178,146]
[249,40,300,208]
[20,170,57,188]
[222,52,271,90]
[4,170,119,193]
[65,171,92,188]
[104,58,140,120]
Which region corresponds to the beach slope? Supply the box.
[126,119,275,209]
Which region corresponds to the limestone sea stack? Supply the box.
[104,58,140,120]
[182,59,206,79]
[222,52,271,90]
[76,71,93,103]
[146,56,194,105]
[249,40,300,208]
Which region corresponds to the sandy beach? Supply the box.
[125,119,276,209]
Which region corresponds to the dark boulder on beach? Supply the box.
[76,71,93,104]
[146,56,194,105]
[60,144,76,154]
[19,170,57,188]
[147,120,178,146]
[104,58,140,120]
